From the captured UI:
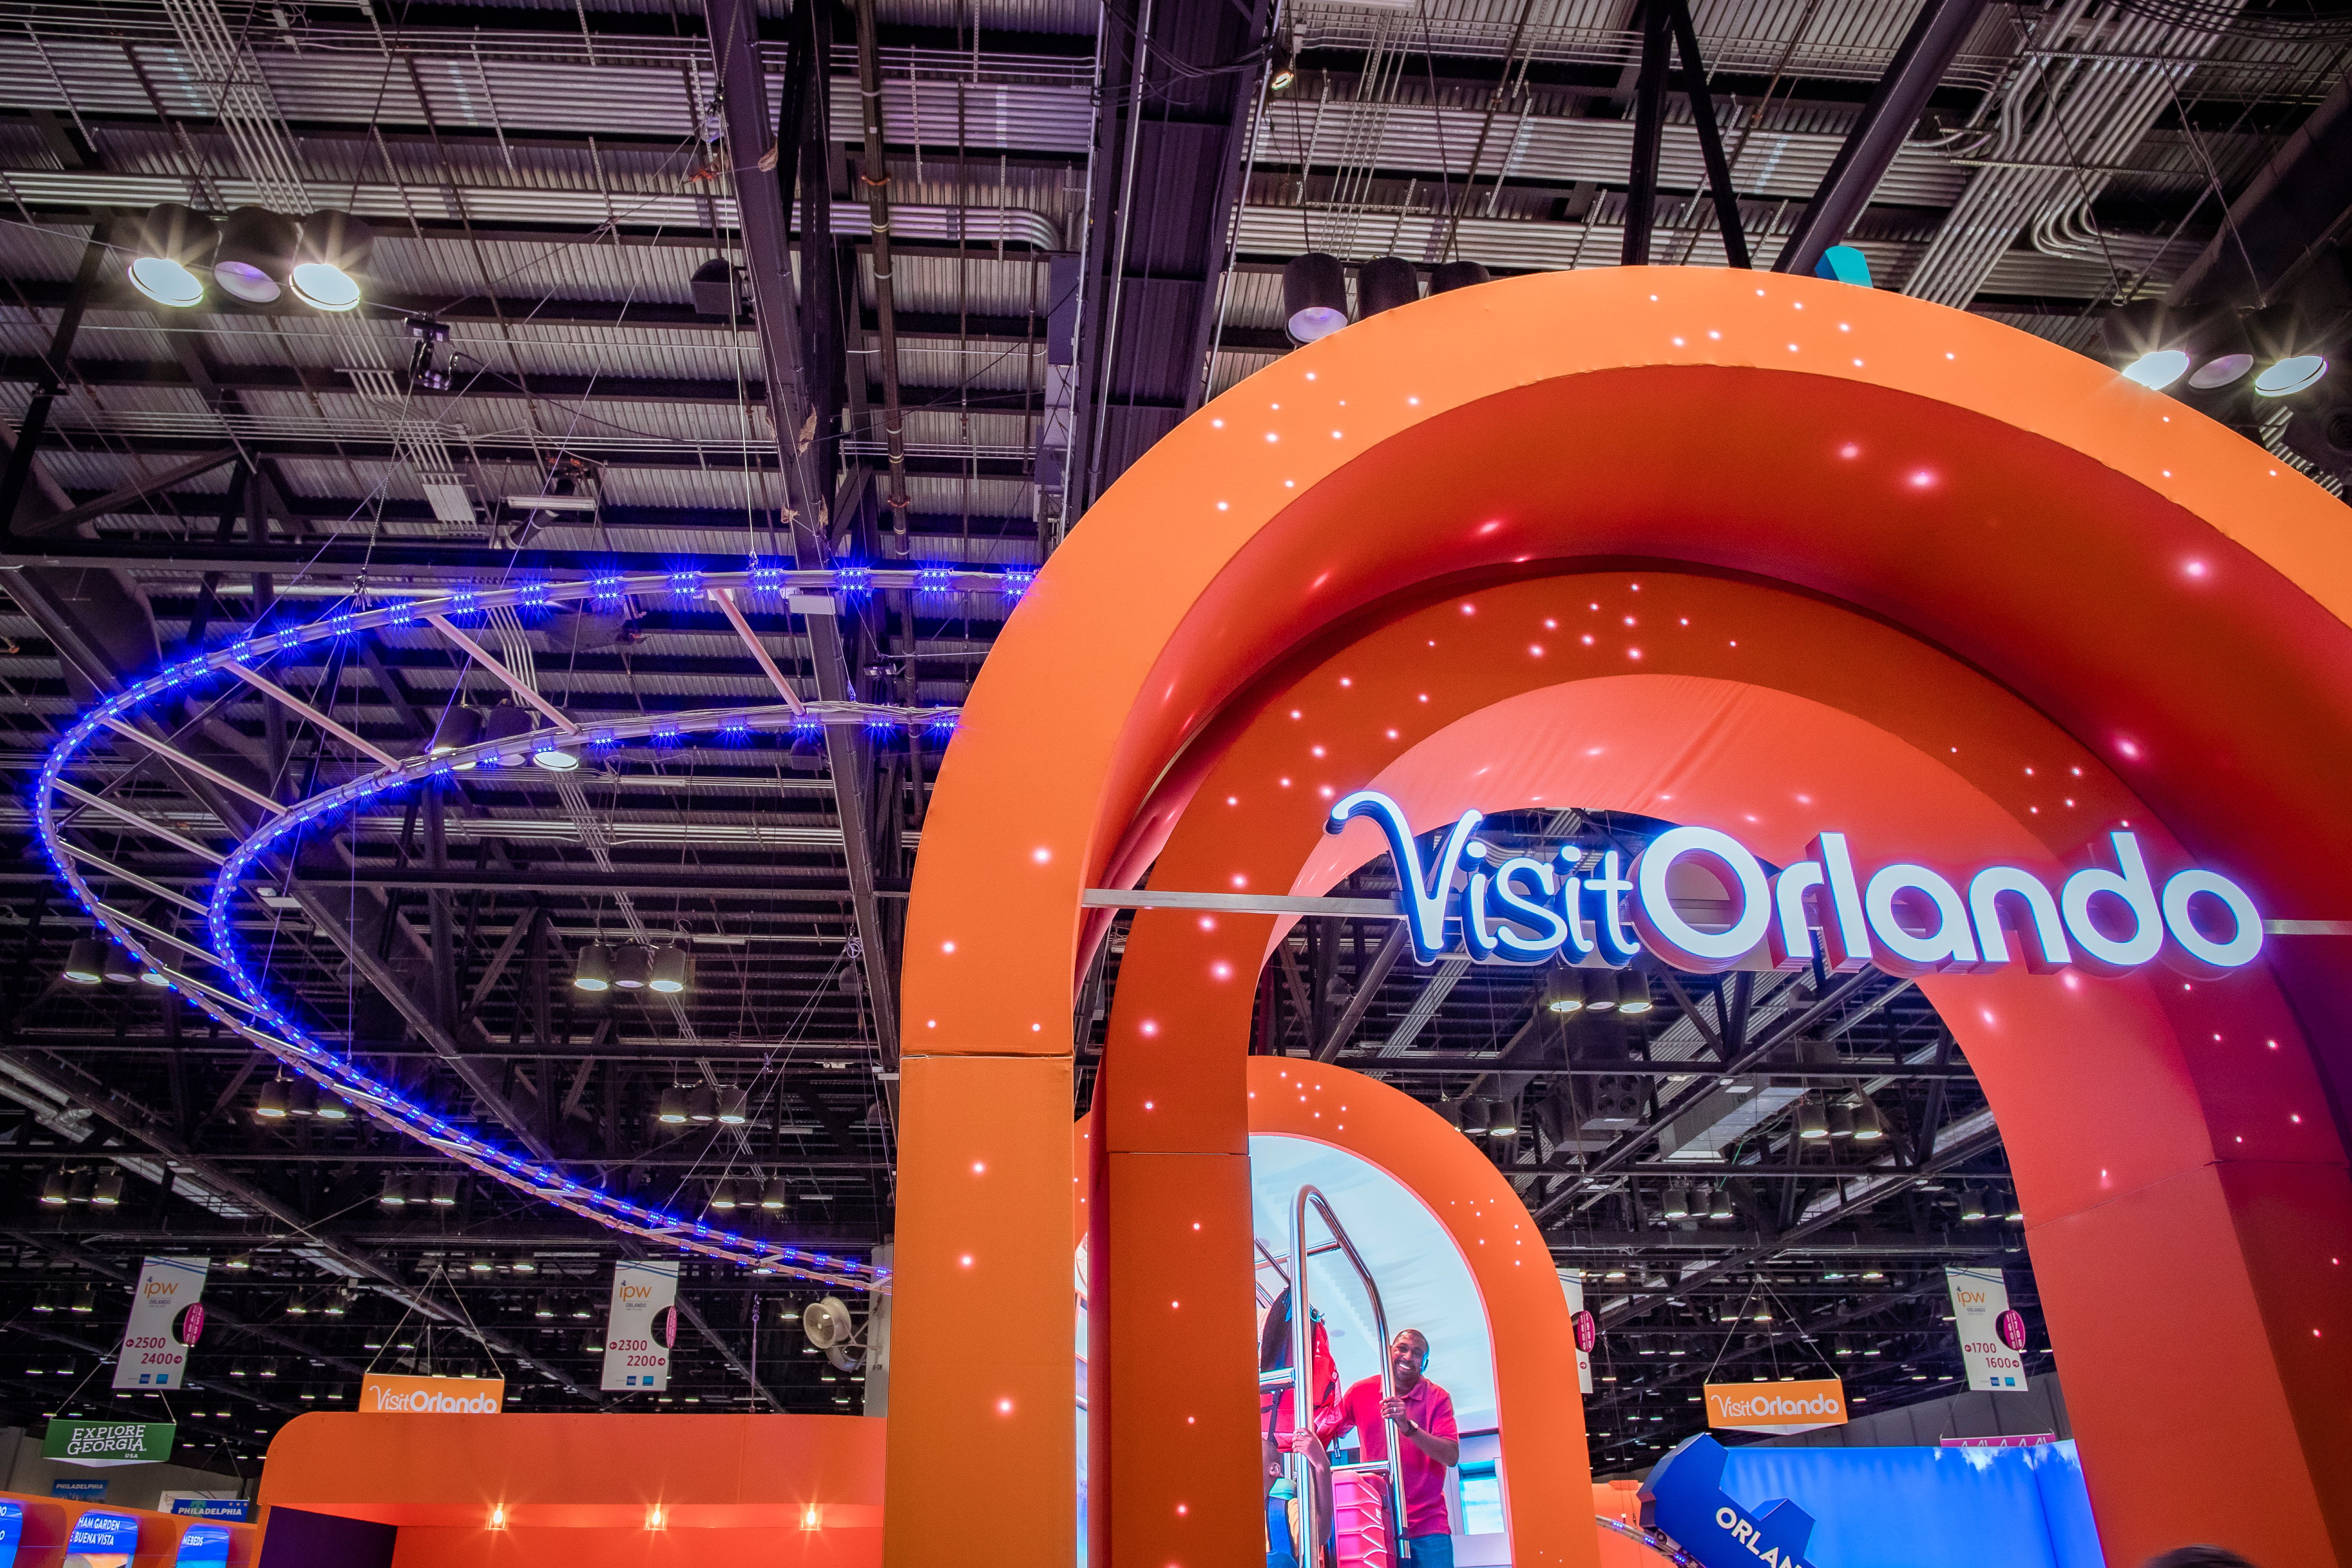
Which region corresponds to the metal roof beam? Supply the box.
[1772,0,1986,277]
[707,0,901,1065]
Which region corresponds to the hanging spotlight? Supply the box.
[1428,259,1491,295]
[2098,299,2193,391]
[31,1289,57,1311]
[483,703,535,768]
[61,937,107,985]
[1584,968,1621,1013]
[225,1253,252,1271]
[126,204,217,307]
[1486,1099,1518,1138]
[716,1088,749,1126]
[569,1298,593,1320]
[255,1080,290,1120]
[212,206,299,304]
[1852,1098,1885,1142]
[1796,1095,1829,1140]
[101,946,141,985]
[573,944,613,993]
[40,1168,69,1206]
[709,1181,740,1212]
[1356,256,1420,319]
[649,946,690,994]
[687,1085,719,1124]
[1616,973,1654,1015]
[289,210,373,312]
[2184,311,2256,392]
[429,1171,461,1207]
[529,734,580,772]
[1827,1100,1855,1139]
[534,1295,556,1320]
[2004,1194,2025,1223]
[285,1294,310,1317]
[467,1256,494,1274]
[287,1078,320,1119]
[761,1177,789,1211]
[1541,968,1585,1014]
[1959,1188,1989,1222]
[1281,253,1350,343]
[429,706,483,759]
[2244,301,2329,397]
[611,946,652,991]
[512,1257,537,1275]
[1662,1185,1691,1220]
[1708,1185,1735,1220]
[316,1092,349,1122]
[70,1285,96,1315]
[656,1087,690,1125]
[1269,50,1298,91]
[91,1170,124,1208]
[137,954,170,986]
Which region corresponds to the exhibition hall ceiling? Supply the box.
[0,0,2344,1475]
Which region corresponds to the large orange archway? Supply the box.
[887,267,2352,1568]
[1095,569,2345,1567]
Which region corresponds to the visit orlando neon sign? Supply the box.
[1326,790,2264,978]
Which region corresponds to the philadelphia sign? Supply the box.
[1326,790,2263,979]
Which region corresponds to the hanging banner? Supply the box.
[358,1373,504,1413]
[1946,1266,2030,1391]
[1702,1378,1848,1435]
[600,1259,680,1391]
[1558,1273,1593,1396]
[45,1420,176,1468]
[112,1256,208,1391]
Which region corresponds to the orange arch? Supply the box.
[887,267,2352,1568]
[1093,570,2342,1568]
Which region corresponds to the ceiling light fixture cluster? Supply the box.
[1281,252,1492,344]
[125,204,377,312]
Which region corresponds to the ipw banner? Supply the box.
[601,1259,680,1391]
[1946,1265,2030,1391]
[1559,1272,1593,1396]
[113,1257,208,1390]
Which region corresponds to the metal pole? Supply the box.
[1291,1184,1411,1563]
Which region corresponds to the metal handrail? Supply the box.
[1287,1183,1412,1567]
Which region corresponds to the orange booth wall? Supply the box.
[251,1413,883,1568]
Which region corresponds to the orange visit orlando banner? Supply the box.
[1703,1379,1848,1436]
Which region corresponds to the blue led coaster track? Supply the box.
[35,564,1024,1291]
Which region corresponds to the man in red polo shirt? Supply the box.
[1313,1328,1460,1568]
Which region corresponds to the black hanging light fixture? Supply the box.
[126,204,217,307]
[212,206,300,304]
[289,210,374,311]
[1282,253,1350,343]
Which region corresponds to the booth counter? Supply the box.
[250,1413,884,1567]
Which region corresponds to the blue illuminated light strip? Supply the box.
[30,566,988,1291]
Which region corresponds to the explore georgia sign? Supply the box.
[1327,791,2263,979]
